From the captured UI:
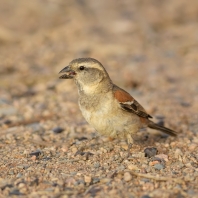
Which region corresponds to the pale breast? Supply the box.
[79,92,141,138]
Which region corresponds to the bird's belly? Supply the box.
[81,107,140,138]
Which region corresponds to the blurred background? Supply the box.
[0,0,198,128]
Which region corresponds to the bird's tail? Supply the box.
[148,121,177,136]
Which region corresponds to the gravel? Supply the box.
[0,0,198,197]
[144,147,158,158]
[154,164,165,170]
[52,127,64,134]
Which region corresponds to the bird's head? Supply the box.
[59,58,111,93]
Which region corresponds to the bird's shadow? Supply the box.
[134,130,174,147]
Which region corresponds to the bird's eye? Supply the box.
[79,66,85,70]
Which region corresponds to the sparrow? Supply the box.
[59,58,177,150]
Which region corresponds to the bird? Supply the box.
[59,58,177,151]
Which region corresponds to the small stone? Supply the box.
[155,154,168,162]
[149,161,159,166]
[192,137,198,144]
[84,175,92,184]
[93,162,100,168]
[29,150,41,157]
[100,147,107,153]
[76,173,82,176]
[52,127,64,134]
[117,165,125,171]
[144,147,158,158]
[124,172,132,182]
[121,144,128,150]
[141,195,151,198]
[92,177,100,184]
[71,147,78,153]
[61,146,68,152]
[128,164,139,170]
[61,196,68,198]
[86,186,101,196]
[100,178,111,184]
[31,155,37,161]
[188,143,197,151]
[151,157,163,162]
[4,119,12,125]
[185,163,193,168]
[17,165,25,169]
[77,136,88,141]
[8,170,14,175]
[103,162,110,169]
[141,178,150,182]
[16,173,23,178]
[54,187,60,193]
[154,164,165,170]
[174,148,183,159]
[32,134,43,142]
[27,123,42,132]
[70,172,77,176]
[0,107,17,116]
[9,189,22,195]
[130,152,145,158]
[18,183,25,188]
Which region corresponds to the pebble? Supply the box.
[93,162,100,168]
[92,177,100,184]
[188,143,197,151]
[76,136,88,141]
[61,146,68,152]
[117,165,125,171]
[52,127,64,134]
[174,148,183,159]
[124,172,132,182]
[154,164,165,170]
[100,178,111,184]
[16,173,23,178]
[172,162,184,169]
[0,107,17,116]
[32,134,43,142]
[71,147,78,153]
[4,119,12,125]
[29,150,42,157]
[144,147,158,158]
[31,155,37,161]
[185,163,193,168]
[27,123,42,132]
[8,171,14,175]
[18,183,25,188]
[141,195,151,198]
[9,189,22,195]
[84,175,92,184]
[155,154,168,162]
[17,165,25,169]
[128,164,139,170]
[121,144,128,150]
[130,152,145,158]
[149,161,160,166]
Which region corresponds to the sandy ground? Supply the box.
[0,0,198,197]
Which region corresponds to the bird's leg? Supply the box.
[126,134,133,157]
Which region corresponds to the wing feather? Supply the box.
[113,85,152,119]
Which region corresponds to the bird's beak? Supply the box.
[59,66,76,79]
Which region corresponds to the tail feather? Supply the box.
[148,121,177,136]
